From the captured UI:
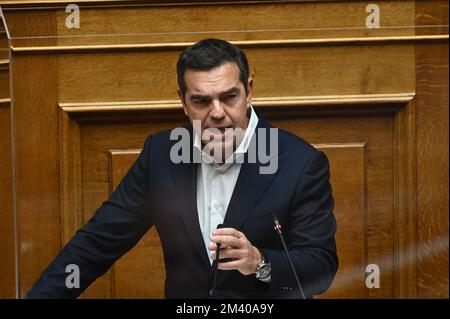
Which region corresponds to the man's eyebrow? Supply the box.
[189,87,240,101]
[189,94,211,101]
[219,87,240,97]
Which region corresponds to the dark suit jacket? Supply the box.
[27,110,338,299]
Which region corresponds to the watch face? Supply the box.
[258,263,271,279]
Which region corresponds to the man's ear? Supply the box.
[246,78,254,108]
[178,89,188,117]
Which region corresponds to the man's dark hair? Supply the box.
[177,38,250,98]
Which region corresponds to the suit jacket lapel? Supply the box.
[171,126,211,269]
[222,160,278,231]
[223,113,281,231]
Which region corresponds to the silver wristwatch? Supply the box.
[255,249,271,282]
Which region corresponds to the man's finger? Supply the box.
[218,248,245,260]
[211,235,242,248]
[217,259,242,271]
[212,227,243,239]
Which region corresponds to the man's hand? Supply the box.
[208,227,262,275]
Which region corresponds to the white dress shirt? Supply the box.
[194,107,259,263]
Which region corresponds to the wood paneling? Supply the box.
[1,0,447,298]
[6,0,440,52]
[0,37,8,61]
[109,150,165,298]
[394,97,417,298]
[0,14,14,299]
[276,112,397,298]
[12,54,60,298]
[314,144,367,298]
[79,121,178,298]
[3,1,417,42]
[56,44,415,104]
[0,100,15,299]
[415,43,449,298]
[58,93,414,115]
[0,62,10,98]
[415,0,449,299]
[47,1,415,45]
[3,10,60,298]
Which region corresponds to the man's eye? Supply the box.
[194,99,209,105]
[224,94,237,100]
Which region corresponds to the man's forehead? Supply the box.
[184,63,242,95]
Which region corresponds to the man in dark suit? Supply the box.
[27,38,338,299]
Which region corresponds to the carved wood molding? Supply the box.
[0,59,9,70]
[59,93,415,116]
[0,0,334,10]
[10,35,449,54]
[393,97,417,297]
[0,98,10,105]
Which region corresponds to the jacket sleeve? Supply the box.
[261,150,339,297]
[26,136,154,298]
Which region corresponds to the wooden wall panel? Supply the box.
[46,1,414,45]
[0,38,8,62]
[276,113,396,298]
[0,65,9,98]
[3,10,61,298]
[415,0,449,299]
[109,150,165,298]
[11,54,60,298]
[79,121,178,298]
[0,101,15,299]
[0,14,8,52]
[53,1,414,36]
[415,43,449,298]
[310,144,367,298]
[1,1,416,44]
[0,14,15,299]
[56,45,415,104]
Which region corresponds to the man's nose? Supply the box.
[209,99,225,120]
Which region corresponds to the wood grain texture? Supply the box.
[9,11,60,298]
[415,44,449,298]
[79,121,178,298]
[0,0,342,5]
[0,13,15,298]
[394,99,417,298]
[109,150,165,298]
[0,63,10,97]
[315,143,367,298]
[58,94,415,116]
[1,0,316,6]
[415,0,449,299]
[0,39,8,61]
[9,36,448,54]
[2,0,423,48]
[56,44,415,104]
[12,54,61,298]
[51,0,415,46]
[275,112,396,298]
[60,110,82,246]
[0,101,15,299]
